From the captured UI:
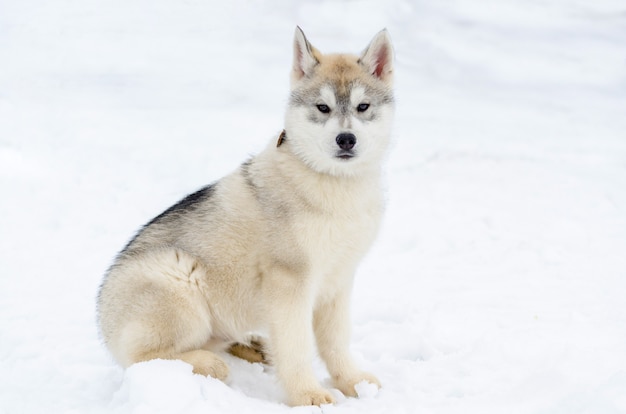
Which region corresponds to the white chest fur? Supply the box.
[291,176,383,302]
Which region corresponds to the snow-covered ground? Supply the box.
[1,1,625,413]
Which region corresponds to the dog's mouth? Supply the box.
[336,150,355,160]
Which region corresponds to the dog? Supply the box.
[97,26,394,406]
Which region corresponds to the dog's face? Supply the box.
[284,28,395,177]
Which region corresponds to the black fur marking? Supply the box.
[149,184,216,224]
[240,158,258,192]
[337,92,351,117]
[290,82,393,119]
[120,184,216,253]
[289,90,308,107]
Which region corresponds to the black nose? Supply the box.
[336,133,356,150]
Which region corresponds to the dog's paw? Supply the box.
[195,357,229,380]
[227,339,268,364]
[289,388,335,406]
[180,350,230,381]
[334,371,381,398]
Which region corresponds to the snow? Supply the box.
[1,0,625,413]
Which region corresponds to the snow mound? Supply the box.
[355,381,380,399]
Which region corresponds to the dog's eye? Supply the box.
[357,103,370,112]
[316,104,330,114]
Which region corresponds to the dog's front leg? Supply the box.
[265,270,335,406]
[314,288,381,397]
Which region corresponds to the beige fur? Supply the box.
[97,27,394,406]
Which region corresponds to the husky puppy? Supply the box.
[98,27,394,406]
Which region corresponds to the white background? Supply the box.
[1,1,625,413]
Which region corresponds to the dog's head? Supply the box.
[283,27,395,177]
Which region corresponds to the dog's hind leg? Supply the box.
[100,248,229,380]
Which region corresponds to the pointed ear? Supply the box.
[359,29,394,83]
[292,26,319,84]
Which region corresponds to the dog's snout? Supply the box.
[336,133,356,151]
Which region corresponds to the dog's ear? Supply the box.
[359,29,394,83]
[292,26,319,84]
